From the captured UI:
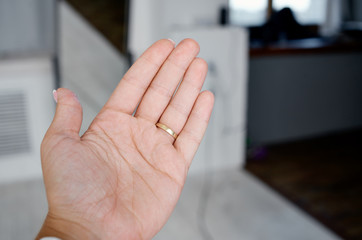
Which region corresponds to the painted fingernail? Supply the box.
[52,89,58,103]
[168,38,176,46]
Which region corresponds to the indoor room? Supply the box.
[0,0,361,239]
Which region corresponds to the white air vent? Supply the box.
[0,91,31,157]
[0,57,54,183]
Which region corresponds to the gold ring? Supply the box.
[156,123,178,139]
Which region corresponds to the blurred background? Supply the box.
[0,0,361,239]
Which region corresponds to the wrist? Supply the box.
[36,212,99,240]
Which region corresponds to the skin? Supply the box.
[36,39,214,240]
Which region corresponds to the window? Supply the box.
[273,0,327,25]
[229,0,268,27]
[229,0,327,27]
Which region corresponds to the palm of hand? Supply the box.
[44,112,184,239]
[39,39,214,240]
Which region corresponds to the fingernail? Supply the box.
[168,38,176,46]
[52,89,58,103]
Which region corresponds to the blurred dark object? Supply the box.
[246,128,362,240]
[219,6,229,26]
[261,8,318,44]
[342,22,362,41]
[66,0,129,54]
[249,37,362,57]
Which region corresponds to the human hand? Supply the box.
[37,39,214,240]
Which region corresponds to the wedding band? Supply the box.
[156,123,178,139]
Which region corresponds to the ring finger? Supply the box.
[156,57,208,141]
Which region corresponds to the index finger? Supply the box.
[102,39,175,115]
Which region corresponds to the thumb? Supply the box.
[47,88,83,139]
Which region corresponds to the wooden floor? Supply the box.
[246,128,362,240]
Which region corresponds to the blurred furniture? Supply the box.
[128,0,249,171]
[0,0,57,182]
[128,0,226,60]
[248,47,362,145]
[171,27,249,173]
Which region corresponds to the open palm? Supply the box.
[38,39,214,240]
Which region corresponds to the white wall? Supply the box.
[60,2,129,135]
[0,0,55,56]
[128,0,227,58]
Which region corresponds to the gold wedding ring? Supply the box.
[156,123,178,140]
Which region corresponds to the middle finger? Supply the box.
[135,38,200,123]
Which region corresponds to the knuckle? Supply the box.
[169,102,189,118]
[149,82,174,98]
[182,128,201,145]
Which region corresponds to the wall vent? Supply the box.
[0,91,31,157]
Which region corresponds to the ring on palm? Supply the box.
[156,123,178,140]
